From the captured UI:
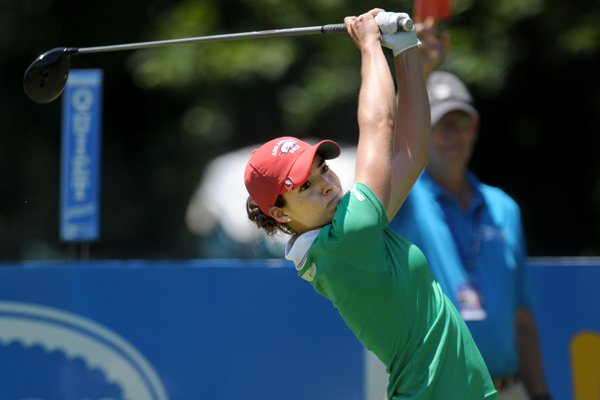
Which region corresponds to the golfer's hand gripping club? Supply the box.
[375,12,419,56]
[322,12,413,34]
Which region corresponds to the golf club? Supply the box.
[23,16,413,104]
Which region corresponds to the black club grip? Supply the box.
[321,15,414,34]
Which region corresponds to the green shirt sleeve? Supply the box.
[320,183,390,270]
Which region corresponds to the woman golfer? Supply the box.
[244,8,497,399]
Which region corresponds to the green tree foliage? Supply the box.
[1,0,598,259]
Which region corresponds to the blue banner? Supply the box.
[528,258,600,400]
[0,258,596,399]
[60,69,103,242]
[0,260,364,400]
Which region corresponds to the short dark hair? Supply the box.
[246,196,295,236]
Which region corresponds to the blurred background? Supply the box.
[1,0,599,260]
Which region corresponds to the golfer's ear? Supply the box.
[269,207,291,223]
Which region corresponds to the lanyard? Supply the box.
[438,197,484,274]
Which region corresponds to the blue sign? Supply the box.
[0,258,597,399]
[0,260,364,400]
[528,259,600,400]
[60,69,103,242]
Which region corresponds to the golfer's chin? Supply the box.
[327,191,343,211]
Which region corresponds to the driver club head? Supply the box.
[23,47,78,104]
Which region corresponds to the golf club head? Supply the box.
[23,47,78,104]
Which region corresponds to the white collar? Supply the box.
[284,229,320,269]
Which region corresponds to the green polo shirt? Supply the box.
[286,183,497,400]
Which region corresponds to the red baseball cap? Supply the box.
[244,136,341,215]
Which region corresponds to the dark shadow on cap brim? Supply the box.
[315,140,341,160]
[431,101,478,126]
[286,140,341,192]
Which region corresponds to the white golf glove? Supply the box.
[375,12,420,57]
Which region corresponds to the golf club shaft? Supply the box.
[76,24,348,55]
[23,15,413,104]
[74,14,413,55]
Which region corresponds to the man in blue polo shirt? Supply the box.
[389,24,552,400]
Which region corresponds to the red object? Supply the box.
[244,137,340,215]
[413,0,452,21]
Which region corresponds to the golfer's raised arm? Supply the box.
[354,13,431,221]
[387,46,430,219]
[345,9,396,211]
